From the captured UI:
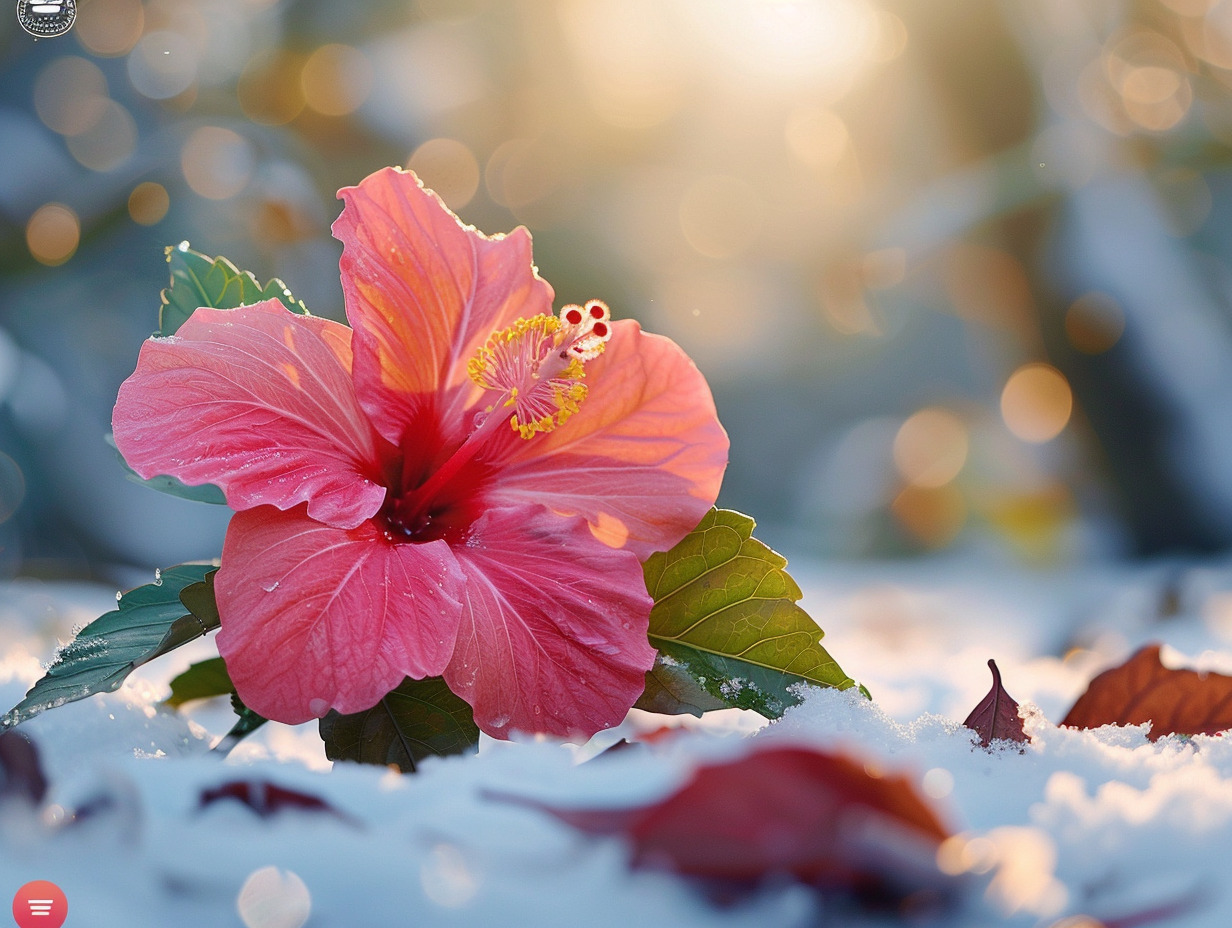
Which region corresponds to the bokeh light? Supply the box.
[33,57,109,136]
[408,138,481,211]
[300,44,374,117]
[893,408,969,488]
[1001,364,1074,444]
[182,127,254,200]
[238,51,306,125]
[785,106,851,172]
[26,204,80,267]
[74,0,144,57]
[128,30,199,100]
[128,182,171,226]
[892,483,967,548]
[485,139,566,218]
[236,867,311,928]
[65,100,138,171]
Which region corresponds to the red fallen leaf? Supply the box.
[962,659,1028,747]
[0,730,47,805]
[1061,644,1232,740]
[498,746,955,903]
[199,779,354,824]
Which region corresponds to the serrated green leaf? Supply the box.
[165,657,233,708]
[319,677,480,773]
[158,242,307,337]
[2,564,219,730]
[635,509,861,719]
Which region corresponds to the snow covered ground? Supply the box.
[4,553,1232,927]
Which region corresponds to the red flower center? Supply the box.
[378,302,614,545]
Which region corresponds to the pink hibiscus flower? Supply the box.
[112,167,728,739]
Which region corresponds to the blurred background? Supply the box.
[3,0,1232,579]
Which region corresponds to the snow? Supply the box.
[4,556,1232,927]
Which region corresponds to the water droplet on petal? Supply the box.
[153,568,162,586]
[262,581,280,593]
[115,590,123,602]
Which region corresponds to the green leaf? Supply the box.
[635,509,862,719]
[319,677,480,773]
[217,694,268,749]
[165,657,234,708]
[2,564,219,730]
[158,242,307,337]
[163,656,268,751]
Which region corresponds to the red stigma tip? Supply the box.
[589,304,606,319]
[592,321,608,337]
[566,309,583,325]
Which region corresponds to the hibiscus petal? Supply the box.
[113,300,386,529]
[444,505,656,740]
[215,506,466,723]
[486,321,729,559]
[334,167,555,444]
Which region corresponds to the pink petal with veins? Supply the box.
[487,321,729,558]
[112,300,386,530]
[334,167,554,444]
[216,506,466,723]
[445,505,656,739]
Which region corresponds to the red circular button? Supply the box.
[11,881,67,928]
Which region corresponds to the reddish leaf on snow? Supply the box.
[199,779,354,824]
[1061,644,1232,740]
[962,659,1028,747]
[505,746,955,903]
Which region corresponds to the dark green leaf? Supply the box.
[158,242,307,338]
[2,564,219,730]
[178,570,220,630]
[149,569,222,661]
[635,509,862,719]
[165,657,234,708]
[218,694,268,748]
[320,677,480,773]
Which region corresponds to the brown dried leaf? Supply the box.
[962,659,1028,748]
[1061,644,1232,740]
